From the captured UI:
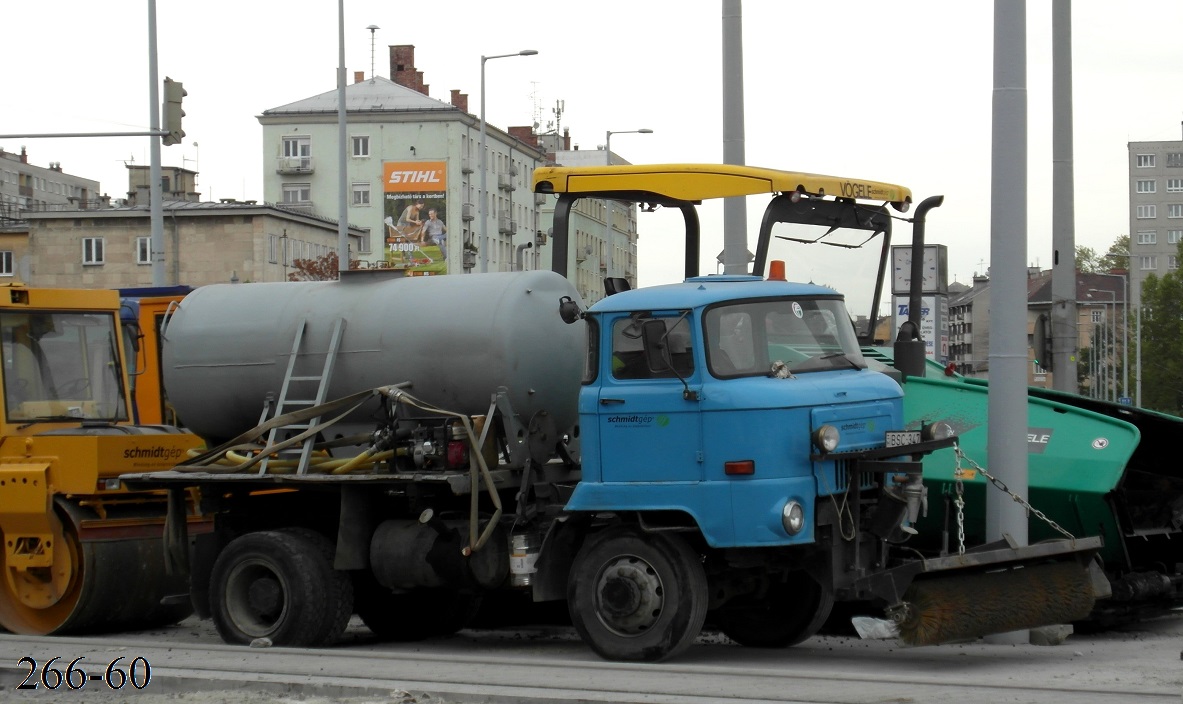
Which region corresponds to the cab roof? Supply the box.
[589,276,841,314]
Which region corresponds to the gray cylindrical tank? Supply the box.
[163,270,585,444]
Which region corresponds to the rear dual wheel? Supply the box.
[568,528,708,662]
[209,528,352,647]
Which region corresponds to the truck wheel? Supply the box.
[210,530,351,647]
[568,528,708,662]
[353,573,481,641]
[715,572,834,648]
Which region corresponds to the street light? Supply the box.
[1102,272,1129,402]
[603,128,653,279]
[1088,288,1115,401]
[1105,253,1139,406]
[479,49,538,274]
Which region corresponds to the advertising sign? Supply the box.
[383,161,448,275]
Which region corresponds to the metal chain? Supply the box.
[952,451,967,554]
[952,442,1077,541]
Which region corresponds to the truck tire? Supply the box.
[209,530,351,647]
[715,572,833,648]
[276,528,353,644]
[568,528,708,662]
[353,573,481,641]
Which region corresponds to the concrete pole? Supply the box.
[1050,0,1078,391]
[986,0,1029,644]
[721,0,749,274]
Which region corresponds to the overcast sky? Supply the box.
[7,1,1182,308]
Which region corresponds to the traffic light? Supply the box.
[1033,313,1053,372]
[162,77,186,146]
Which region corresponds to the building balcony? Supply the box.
[497,172,515,191]
[461,203,475,221]
[276,157,315,175]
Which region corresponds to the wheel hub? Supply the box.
[247,576,282,618]
[594,555,664,636]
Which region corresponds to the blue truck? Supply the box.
[122,164,1104,662]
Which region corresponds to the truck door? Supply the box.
[597,313,703,483]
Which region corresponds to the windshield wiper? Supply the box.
[17,415,93,429]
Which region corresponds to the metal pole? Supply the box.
[721,0,749,274]
[603,129,651,280]
[478,50,537,275]
[1136,305,1142,406]
[336,0,349,272]
[148,0,165,286]
[986,0,1028,644]
[1050,0,1078,392]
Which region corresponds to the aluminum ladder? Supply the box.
[257,317,346,475]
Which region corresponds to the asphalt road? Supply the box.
[0,612,1180,703]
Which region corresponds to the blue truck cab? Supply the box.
[570,274,911,549]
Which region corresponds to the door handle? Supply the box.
[600,398,625,405]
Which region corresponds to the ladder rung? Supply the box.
[279,399,317,406]
[289,375,323,382]
[282,423,313,430]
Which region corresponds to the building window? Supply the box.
[1137,230,1157,245]
[282,183,311,204]
[351,136,370,158]
[1168,178,1183,192]
[1137,179,1156,193]
[1170,255,1179,271]
[1136,204,1157,219]
[351,182,371,207]
[136,236,151,264]
[282,137,312,171]
[1140,255,1157,270]
[1168,153,1183,168]
[0,251,11,277]
[268,234,278,263]
[1136,154,1156,168]
[1169,230,1182,244]
[1091,309,1103,324]
[83,237,105,265]
[1170,204,1183,219]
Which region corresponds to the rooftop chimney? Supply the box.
[354,71,365,84]
[390,45,429,96]
[450,89,469,114]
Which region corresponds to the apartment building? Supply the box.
[1128,130,1183,303]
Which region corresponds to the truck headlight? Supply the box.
[782,500,805,535]
[812,425,840,453]
[922,421,955,442]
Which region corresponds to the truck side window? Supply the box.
[612,316,693,380]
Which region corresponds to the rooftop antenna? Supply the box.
[366,25,379,79]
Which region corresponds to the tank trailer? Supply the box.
[124,166,1105,662]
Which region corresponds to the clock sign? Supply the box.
[891,244,948,295]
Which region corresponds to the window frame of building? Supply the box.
[0,251,12,277]
[351,182,371,207]
[82,237,105,266]
[1167,153,1183,168]
[268,234,278,264]
[1169,230,1182,245]
[1137,230,1157,245]
[1090,309,1103,324]
[1140,255,1158,270]
[1168,178,1183,192]
[1136,154,1156,168]
[1136,204,1157,219]
[1169,255,1179,271]
[1169,204,1183,219]
[1136,179,1156,194]
[135,236,151,265]
[282,183,312,205]
[351,135,370,158]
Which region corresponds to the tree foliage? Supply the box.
[287,252,358,281]
[1139,239,1183,414]
[1074,236,1129,274]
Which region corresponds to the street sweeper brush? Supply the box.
[894,560,1098,646]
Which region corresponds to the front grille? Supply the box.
[817,458,877,496]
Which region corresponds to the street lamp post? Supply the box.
[479,49,538,274]
[1105,254,1139,406]
[1104,272,1129,402]
[603,128,653,279]
[1089,288,1115,402]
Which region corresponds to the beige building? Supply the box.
[22,201,366,288]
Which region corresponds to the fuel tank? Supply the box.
[162,270,585,444]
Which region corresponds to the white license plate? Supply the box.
[885,431,921,448]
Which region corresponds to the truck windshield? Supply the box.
[1,311,129,422]
[704,298,866,377]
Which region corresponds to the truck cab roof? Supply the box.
[588,276,841,314]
